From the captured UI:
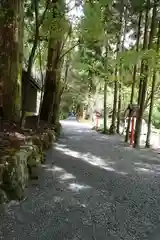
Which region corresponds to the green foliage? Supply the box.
[152,104,160,129]
[81,2,104,43]
[2,0,160,131]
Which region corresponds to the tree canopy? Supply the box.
[0,0,160,147]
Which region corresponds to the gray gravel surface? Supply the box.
[1,120,160,240]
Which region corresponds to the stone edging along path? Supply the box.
[0,129,56,204]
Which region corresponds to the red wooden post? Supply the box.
[130,117,135,146]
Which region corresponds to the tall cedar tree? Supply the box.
[110,0,124,134]
[40,0,62,124]
[0,0,24,121]
[134,0,157,147]
[146,19,160,147]
[125,10,142,142]
[117,5,127,134]
[21,0,49,126]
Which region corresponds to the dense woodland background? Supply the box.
[0,0,160,148]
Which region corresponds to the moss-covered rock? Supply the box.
[20,143,43,179]
[0,189,7,204]
[54,122,62,138]
[0,164,7,203]
[41,133,50,149]
[0,129,56,203]
[0,163,5,185]
[2,150,29,200]
[32,135,43,150]
[27,145,42,167]
[41,130,55,149]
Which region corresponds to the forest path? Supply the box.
[1,119,160,239]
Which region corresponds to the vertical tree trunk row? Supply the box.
[110,67,118,134]
[40,37,62,123]
[134,0,157,147]
[109,0,124,134]
[146,19,160,147]
[0,0,24,121]
[117,4,127,134]
[103,78,108,133]
[125,10,142,142]
[103,45,108,133]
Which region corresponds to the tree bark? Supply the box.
[40,0,66,125]
[0,0,24,122]
[21,0,49,126]
[145,20,160,147]
[117,3,126,134]
[40,38,62,123]
[125,10,142,142]
[103,78,108,133]
[52,59,63,126]
[37,44,45,127]
[21,0,39,120]
[26,0,49,75]
[117,83,121,134]
[52,91,61,126]
[103,44,108,133]
[109,2,123,134]
[134,0,157,148]
[110,68,118,134]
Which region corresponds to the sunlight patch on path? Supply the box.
[55,144,107,166]
[44,164,92,193]
[55,144,127,175]
[60,173,76,181]
[134,162,160,175]
[68,183,92,192]
[44,165,76,181]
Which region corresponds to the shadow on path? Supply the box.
[0,120,160,239]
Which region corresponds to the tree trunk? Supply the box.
[0,0,24,122]
[40,0,64,124]
[37,44,45,127]
[86,71,93,120]
[17,0,24,121]
[40,38,62,123]
[125,66,136,140]
[52,59,63,126]
[21,0,49,126]
[117,83,121,134]
[21,0,39,126]
[137,64,144,106]
[117,4,127,134]
[103,44,108,133]
[103,78,108,133]
[25,0,49,77]
[76,104,83,119]
[145,20,160,147]
[110,69,118,134]
[109,2,123,134]
[145,72,156,146]
[52,91,61,126]
[134,0,157,148]
[125,11,142,142]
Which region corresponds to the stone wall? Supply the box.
[0,129,55,204]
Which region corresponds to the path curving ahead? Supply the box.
[1,119,160,239]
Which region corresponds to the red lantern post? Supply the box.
[125,104,139,147]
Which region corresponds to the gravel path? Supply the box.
[1,119,160,239]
